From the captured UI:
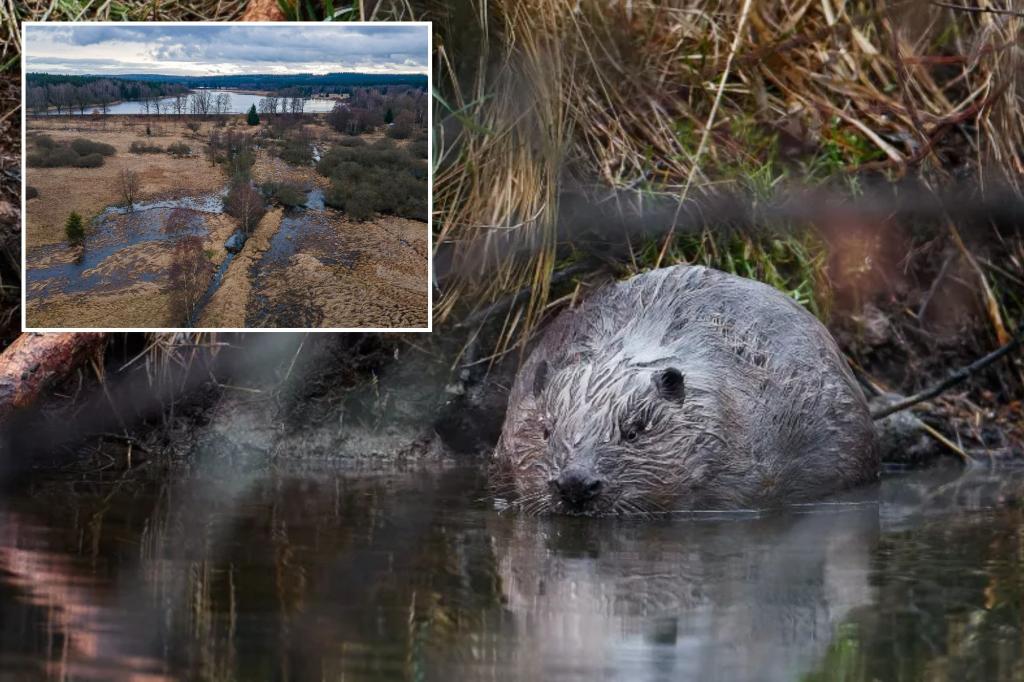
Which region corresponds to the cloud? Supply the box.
[24,24,429,75]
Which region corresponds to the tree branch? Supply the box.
[871,321,1023,420]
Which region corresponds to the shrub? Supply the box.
[130,141,164,154]
[273,184,307,207]
[336,136,366,148]
[26,153,47,168]
[70,138,116,156]
[36,134,55,149]
[344,187,377,221]
[409,139,429,159]
[186,121,201,133]
[65,211,85,245]
[26,186,38,199]
[167,142,191,158]
[324,182,377,221]
[73,153,104,168]
[279,138,311,165]
[386,123,412,140]
[34,147,82,167]
[316,140,426,221]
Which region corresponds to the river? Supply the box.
[0,453,1022,681]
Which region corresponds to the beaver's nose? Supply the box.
[551,467,603,511]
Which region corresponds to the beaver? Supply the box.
[492,264,879,515]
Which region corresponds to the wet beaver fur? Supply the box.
[492,265,879,515]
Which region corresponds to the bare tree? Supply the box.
[190,91,212,116]
[168,235,214,325]
[173,93,188,117]
[224,179,266,235]
[118,169,140,211]
[215,92,231,116]
[26,86,46,114]
[289,96,304,116]
[205,130,221,166]
[326,104,352,134]
[258,96,278,115]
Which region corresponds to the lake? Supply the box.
[97,89,338,115]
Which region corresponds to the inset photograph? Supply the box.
[22,22,430,330]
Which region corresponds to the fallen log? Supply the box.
[0,332,108,420]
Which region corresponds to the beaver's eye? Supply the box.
[623,422,644,443]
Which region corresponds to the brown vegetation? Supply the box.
[25,119,228,246]
[168,235,214,324]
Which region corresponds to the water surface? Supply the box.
[95,89,338,115]
[2,460,1024,681]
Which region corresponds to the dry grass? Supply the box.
[11,0,246,23]
[25,118,227,246]
[430,0,1024,350]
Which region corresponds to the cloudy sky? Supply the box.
[24,23,429,76]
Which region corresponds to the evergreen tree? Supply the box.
[246,104,260,126]
[384,107,394,124]
[65,211,85,245]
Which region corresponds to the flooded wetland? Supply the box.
[24,114,428,329]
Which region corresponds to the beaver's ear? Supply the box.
[653,367,685,402]
[532,360,549,397]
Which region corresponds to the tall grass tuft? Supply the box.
[428,0,1024,351]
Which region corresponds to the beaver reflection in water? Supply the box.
[492,265,879,516]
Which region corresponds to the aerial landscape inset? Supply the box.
[23,23,430,329]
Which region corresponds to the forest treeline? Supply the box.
[26,72,429,119]
[25,74,188,115]
[109,71,427,90]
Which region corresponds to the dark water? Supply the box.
[26,192,226,298]
[3,460,1024,681]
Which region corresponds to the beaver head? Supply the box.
[494,349,731,516]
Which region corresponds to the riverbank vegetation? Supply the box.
[419,0,1024,465]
